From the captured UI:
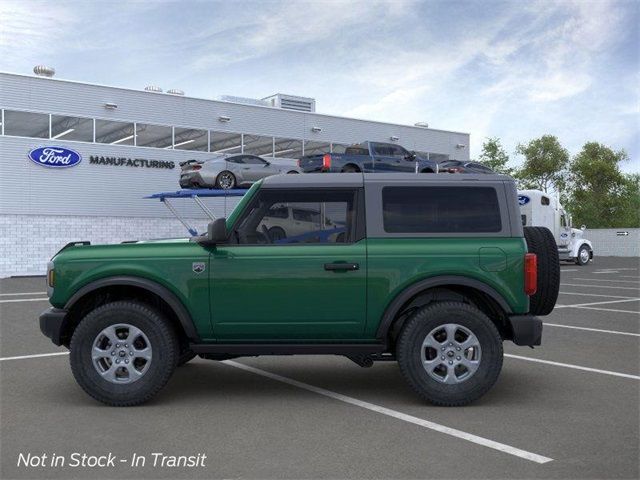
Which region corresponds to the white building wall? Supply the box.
[586,228,640,257]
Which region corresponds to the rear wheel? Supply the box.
[215,171,236,190]
[397,302,503,406]
[70,301,178,406]
[576,244,591,266]
[523,226,560,315]
[268,226,287,241]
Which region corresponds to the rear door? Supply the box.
[210,187,367,340]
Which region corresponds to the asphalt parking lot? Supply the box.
[1,257,638,479]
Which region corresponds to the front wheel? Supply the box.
[70,301,178,406]
[396,302,503,406]
[576,245,591,266]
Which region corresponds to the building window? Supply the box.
[95,119,135,145]
[243,134,274,157]
[51,115,94,142]
[3,110,49,138]
[136,123,172,148]
[273,137,303,159]
[173,127,208,151]
[382,186,502,233]
[210,131,243,154]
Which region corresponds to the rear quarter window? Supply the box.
[382,186,502,233]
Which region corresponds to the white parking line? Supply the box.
[559,291,637,299]
[619,275,640,279]
[0,352,69,362]
[569,306,639,315]
[223,360,553,464]
[572,278,640,284]
[561,269,579,272]
[544,323,640,337]
[0,297,49,304]
[504,354,640,380]
[561,283,640,291]
[555,298,640,308]
[0,292,47,296]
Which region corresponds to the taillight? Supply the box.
[297,158,301,167]
[524,253,537,295]
[322,154,331,170]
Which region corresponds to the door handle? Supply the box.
[324,262,359,271]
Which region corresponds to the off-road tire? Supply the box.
[524,226,560,315]
[576,244,591,266]
[70,301,178,406]
[396,302,503,406]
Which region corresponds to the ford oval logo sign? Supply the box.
[518,195,530,206]
[28,146,82,168]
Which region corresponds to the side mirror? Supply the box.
[405,151,417,160]
[581,225,586,231]
[205,218,227,244]
[264,161,271,166]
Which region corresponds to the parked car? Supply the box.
[40,173,560,407]
[298,141,438,174]
[261,204,344,243]
[438,159,495,174]
[179,154,300,189]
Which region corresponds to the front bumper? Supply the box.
[39,307,68,346]
[508,314,542,346]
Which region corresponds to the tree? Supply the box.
[477,137,513,175]
[514,135,569,193]
[567,142,639,228]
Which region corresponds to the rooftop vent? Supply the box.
[219,95,270,107]
[33,65,55,77]
[167,89,185,96]
[144,85,163,93]
[414,122,429,128]
[263,93,315,112]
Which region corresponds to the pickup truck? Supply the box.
[298,141,439,173]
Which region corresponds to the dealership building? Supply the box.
[0,69,470,277]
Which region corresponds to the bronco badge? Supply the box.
[192,262,205,274]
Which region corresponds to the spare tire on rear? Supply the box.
[524,226,560,316]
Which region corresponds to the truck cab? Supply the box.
[518,190,594,265]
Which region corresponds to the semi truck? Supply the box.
[518,190,594,265]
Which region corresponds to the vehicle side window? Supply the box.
[382,186,502,233]
[373,144,394,156]
[391,145,409,158]
[541,196,550,205]
[243,155,267,165]
[227,156,244,164]
[560,215,567,227]
[234,190,357,245]
[265,206,288,219]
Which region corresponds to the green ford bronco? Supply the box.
[40,173,560,406]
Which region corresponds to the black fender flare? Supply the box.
[375,275,513,340]
[64,276,199,341]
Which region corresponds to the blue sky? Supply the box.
[1,0,638,171]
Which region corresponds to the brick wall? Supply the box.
[0,214,210,277]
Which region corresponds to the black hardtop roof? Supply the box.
[261,172,514,189]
